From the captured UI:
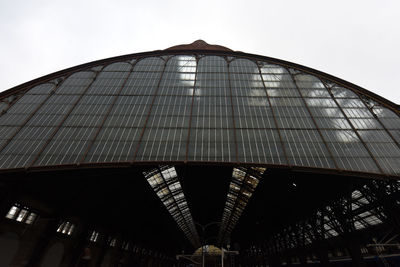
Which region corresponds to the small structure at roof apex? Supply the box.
[165,39,233,52]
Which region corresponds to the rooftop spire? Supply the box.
[165,40,232,52]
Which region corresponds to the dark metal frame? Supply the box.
[251,179,400,266]
[227,57,240,163]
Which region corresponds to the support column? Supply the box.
[0,197,13,219]
[268,255,281,267]
[313,242,330,267]
[25,218,60,267]
[65,223,91,267]
[0,185,16,218]
[346,238,366,267]
[95,233,110,266]
[293,247,308,267]
[330,195,366,267]
[26,174,91,267]
[316,248,330,267]
[285,253,293,267]
[366,181,400,233]
[111,239,124,266]
[298,253,307,267]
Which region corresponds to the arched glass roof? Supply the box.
[0,46,399,177]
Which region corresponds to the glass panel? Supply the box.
[0,87,56,168]
[86,58,165,162]
[237,129,285,163]
[0,126,19,149]
[371,104,400,142]
[103,62,131,72]
[327,83,396,174]
[90,231,100,242]
[67,224,75,235]
[16,209,28,222]
[230,59,286,164]
[362,214,382,225]
[0,87,88,168]
[35,127,97,165]
[360,130,400,174]
[187,56,235,162]
[294,74,331,97]
[26,83,56,95]
[56,71,96,94]
[86,71,130,95]
[5,205,20,219]
[269,98,315,129]
[0,126,56,168]
[134,56,194,161]
[330,86,359,98]
[25,213,37,224]
[0,102,7,113]
[321,130,380,173]
[280,129,335,168]
[35,66,131,165]
[390,130,400,144]
[260,64,299,97]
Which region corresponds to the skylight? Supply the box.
[351,190,383,229]
[218,167,266,245]
[5,203,38,225]
[89,230,100,242]
[144,165,200,247]
[57,221,75,236]
[109,237,117,247]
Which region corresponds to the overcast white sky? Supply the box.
[0,0,399,104]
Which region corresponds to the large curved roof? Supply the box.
[0,40,399,178]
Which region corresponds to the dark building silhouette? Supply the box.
[0,40,399,266]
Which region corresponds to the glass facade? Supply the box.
[0,53,399,176]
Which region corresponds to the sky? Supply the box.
[0,0,399,104]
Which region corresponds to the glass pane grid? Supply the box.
[143,166,200,247]
[219,167,265,243]
[0,55,398,177]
